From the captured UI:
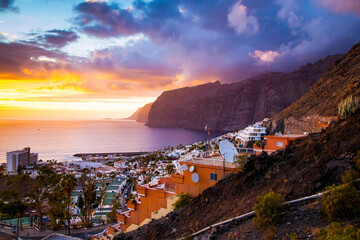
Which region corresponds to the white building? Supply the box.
[236,123,267,146]
[6,147,38,173]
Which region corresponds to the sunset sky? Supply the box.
[1,0,360,120]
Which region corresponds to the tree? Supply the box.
[0,189,19,201]
[166,164,175,175]
[107,193,121,223]
[28,167,59,230]
[48,185,66,230]
[0,165,5,177]
[59,174,77,235]
[76,173,98,227]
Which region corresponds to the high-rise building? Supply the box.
[6,147,38,173]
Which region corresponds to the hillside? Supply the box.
[146,54,342,132]
[127,103,153,122]
[266,41,360,133]
[119,108,360,240]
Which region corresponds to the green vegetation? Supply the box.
[341,169,360,186]
[321,184,360,221]
[76,172,98,227]
[166,163,175,175]
[318,222,360,240]
[254,140,265,148]
[286,232,299,240]
[253,191,284,229]
[59,173,77,233]
[107,193,121,223]
[233,154,248,170]
[28,166,60,230]
[173,192,192,210]
[354,150,360,170]
[262,226,278,240]
[338,95,359,120]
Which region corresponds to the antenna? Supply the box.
[219,140,238,162]
[192,173,199,183]
[182,164,188,171]
[219,140,239,175]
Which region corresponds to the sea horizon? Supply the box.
[0,119,221,163]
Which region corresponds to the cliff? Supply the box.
[146,54,343,132]
[266,41,360,133]
[127,103,153,123]
[119,107,360,240]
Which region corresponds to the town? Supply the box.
[0,120,307,239]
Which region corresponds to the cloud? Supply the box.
[0,41,70,79]
[0,0,18,12]
[275,0,302,29]
[41,30,79,48]
[317,0,360,17]
[227,1,259,35]
[73,1,141,37]
[1,0,360,97]
[26,29,79,48]
[249,50,280,64]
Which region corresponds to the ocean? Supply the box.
[0,119,220,163]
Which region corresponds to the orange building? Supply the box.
[116,178,177,232]
[171,155,237,197]
[253,134,307,155]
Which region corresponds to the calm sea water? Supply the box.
[0,120,219,163]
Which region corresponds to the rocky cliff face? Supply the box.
[266,41,360,133]
[146,54,343,132]
[127,103,153,122]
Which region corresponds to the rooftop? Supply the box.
[181,154,235,168]
[265,134,307,138]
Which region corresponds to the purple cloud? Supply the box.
[29,29,79,48]
[317,0,360,18]
[0,0,18,12]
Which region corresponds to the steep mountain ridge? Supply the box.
[120,108,360,240]
[266,41,360,133]
[146,54,343,132]
[127,103,153,122]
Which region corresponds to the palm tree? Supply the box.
[60,174,77,235]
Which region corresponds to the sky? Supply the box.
[0,0,360,120]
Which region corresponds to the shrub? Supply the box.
[286,233,298,240]
[233,154,248,170]
[341,169,360,185]
[253,191,284,229]
[173,192,192,210]
[263,226,278,240]
[354,150,360,170]
[321,184,360,221]
[317,222,360,240]
[338,95,359,120]
[254,140,265,148]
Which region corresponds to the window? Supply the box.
[210,173,218,181]
[276,141,284,147]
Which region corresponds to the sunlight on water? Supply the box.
[0,120,219,163]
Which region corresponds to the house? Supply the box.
[253,133,307,155]
[236,123,267,146]
[115,177,177,233]
[171,153,237,197]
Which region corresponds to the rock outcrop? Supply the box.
[266,41,360,133]
[146,54,343,132]
[127,103,153,123]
